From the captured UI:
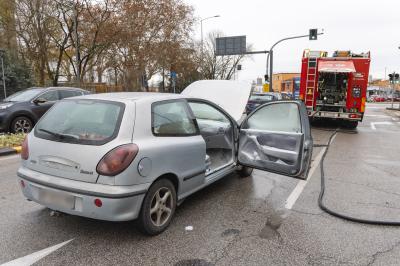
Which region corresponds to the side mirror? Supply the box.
[33,98,47,104]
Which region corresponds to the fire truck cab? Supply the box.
[299,50,371,128]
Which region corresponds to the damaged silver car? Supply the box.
[17,80,313,235]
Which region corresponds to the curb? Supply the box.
[0,146,22,157]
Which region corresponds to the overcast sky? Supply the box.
[186,0,399,82]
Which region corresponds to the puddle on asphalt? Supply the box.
[259,196,287,239]
[174,259,214,266]
[221,228,240,237]
[259,219,281,239]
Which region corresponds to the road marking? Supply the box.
[365,114,390,118]
[1,239,73,266]
[370,121,393,130]
[285,134,337,210]
[0,155,19,161]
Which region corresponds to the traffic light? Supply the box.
[309,29,318,40]
[389,73,399,83]
[264,74,269,82]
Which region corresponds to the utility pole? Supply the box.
[200,15,220,70]
[74,4,80,87]
[0,49,6,99]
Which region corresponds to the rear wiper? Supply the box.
[38,128,79,140]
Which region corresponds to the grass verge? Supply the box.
[0,133,26,149]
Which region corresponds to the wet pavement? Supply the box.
[0,103,400,265]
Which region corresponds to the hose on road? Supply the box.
[314,127,400,225]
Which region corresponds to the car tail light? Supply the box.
[349,114,360,119]
[21,136,29,160]
[94,199,102,207]
[96,144,139,176]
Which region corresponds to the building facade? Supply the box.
[272,73,300,94]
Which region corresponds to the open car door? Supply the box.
[238,101,313,179]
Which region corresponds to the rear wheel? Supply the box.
[11,116,33,133]
[342,120,358,129]
[138,179,177,235]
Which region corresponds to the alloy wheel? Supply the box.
[149,187,173,227]
[14,118,32,133]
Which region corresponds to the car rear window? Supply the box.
[34,99,125,145]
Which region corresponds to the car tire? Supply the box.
[237,166,253,178]
[138,179,177,236]
[11,116,33,133]
[342,120,358,129]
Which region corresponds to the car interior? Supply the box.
[188,101,235,175]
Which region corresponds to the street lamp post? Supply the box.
[266,30,323,91]
[0,49,6,99]
[200,15,220,65]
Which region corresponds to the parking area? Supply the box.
[1,103,400,266]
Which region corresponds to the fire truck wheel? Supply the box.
[343,121,358,129]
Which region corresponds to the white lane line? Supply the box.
[370,121,393,130]
[0,155,19,161]
[365,114,390,118]
[284,134,337,210]
[1,239,73,266]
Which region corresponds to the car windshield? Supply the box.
[35,99,124,145]
[4,89,43,102]
[249,94,274,101]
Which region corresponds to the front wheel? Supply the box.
[237,166,254,178]
[11,116,33,133]
[138,179,177,235]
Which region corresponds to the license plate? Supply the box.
[38,188,75,210]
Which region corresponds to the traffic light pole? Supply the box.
[266,32,323,91]
[391,72,395,109]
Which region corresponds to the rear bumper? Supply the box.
[308,110,363,121]
[17,166,150,221]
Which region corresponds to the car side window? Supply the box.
[39,91,59,102]
[245,102,301,133]
[188,101,230,123]
[152,100,198,136]
[60,90,82,99]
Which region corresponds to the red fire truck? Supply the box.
[299,50,371,128]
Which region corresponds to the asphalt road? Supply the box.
[0,103,399,266]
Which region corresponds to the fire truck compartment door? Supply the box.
[318,61,356,73]
[238,101,313,180]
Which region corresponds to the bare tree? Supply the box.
[200,31,252,80]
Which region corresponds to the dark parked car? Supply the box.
[0,87,90,133]
[246,93,278,114]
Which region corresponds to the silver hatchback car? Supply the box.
[17,80,313,235]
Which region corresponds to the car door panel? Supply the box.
[239,129,303,175]
[238,101,312,179]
